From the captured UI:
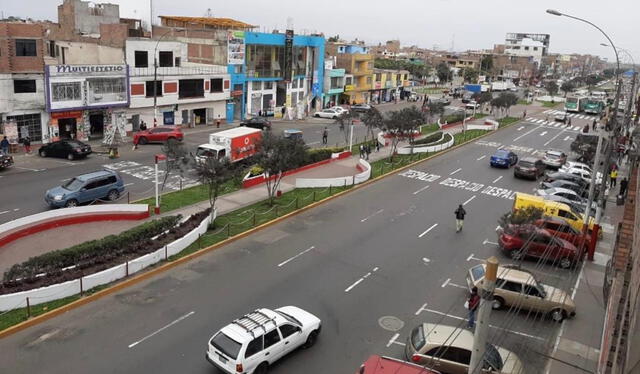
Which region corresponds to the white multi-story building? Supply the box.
[504,33,550,66]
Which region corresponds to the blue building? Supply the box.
[226,31,325,121]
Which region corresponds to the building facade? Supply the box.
[504,32,550,66]
[323,58,345,107]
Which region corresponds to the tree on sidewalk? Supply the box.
[361,107,384,143]
[560,81,575,97]
[160,139,190,192]
[334,111,360,146]
[436,62,451,83]
[383,106,425,161]
[499,92,519,117]
[545,81,559,97]
[463,68,479,83]
[257,132,308,206]
[425,101,445,125]
[193,156,234,223]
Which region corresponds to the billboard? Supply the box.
[283,29,294,83]
[228,31,245,65]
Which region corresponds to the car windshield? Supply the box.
[546,153,561,159]
[62,178,84,191]
[196,148,216,158]
[519,161,534,167]
[210,332,242,360]
[483,344,504,371]
[494,151,509,158]
[410,325,426,351]
[275,310,302,326]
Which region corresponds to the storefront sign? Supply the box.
[375,82,381,89]
[231,89,244,97]
[283,29,294,83]
[344,85,355,92]
[227,31,245,65]
[48,64,126,77]
[50,111,83,119]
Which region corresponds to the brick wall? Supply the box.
[0,23,45,73]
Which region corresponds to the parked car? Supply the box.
[283,129,303,140]
[45,169,125,208]
[357,355,440,374]
[490,149,518,168]
[539,179,586,197]
[0,153,14,170]
[514,157,545,179]
[405,323,523,373]
[351,103,372,113]
[38,139,92,160]
[497,224,581,269]
[466,264,576,321]
[536,186,585,204]
[542,150,567,169]
[133,126,183,145]
[541,194,595,217]
[554,112,567,123]
[533,218,590,251]
[465,101,480,110]
[314,108,341,119]
[562,167,602,184]
[461,92,474,103]
[330,106,350,115]
[543,172,590,189]
[240,117,272,131]
[560,161,593,174]
[206,306,321,374]
[430,98,451,106]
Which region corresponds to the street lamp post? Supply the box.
[546,9,621,238]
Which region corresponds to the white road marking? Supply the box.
[466,253,475,261]
[450,168,462,175]
[418,223,439,238]
[554,123,561,127]
[386,333,405,347]
[0,210,9,215]
[128,311,195,348]
[412,185,430,195]
[124,183,135,187]
[483,238,499,246]
[14,166,44,172]
[476,155,486,160]
[345,267,379,293]
[418,307,545,341]
[307,141,321,145]
[361,209,384,222]
[563,136,572,141]
[463,195,476,206]
[415,302,429,315]
[540,131,548,136]
[492,176,503,183]
[448,282,468,290]
[543,110,552,114]
[441,278,451,288]
[514,125,542,141]
[517,126,525,131]
[422,257,431,265]
[573,126,581,131]
[543,128,566,146]
[496,225,501,231]
[534,119,544,124]
[278,246,315,267]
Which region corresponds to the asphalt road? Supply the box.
[0,101,437,225]
[0,105,603,373]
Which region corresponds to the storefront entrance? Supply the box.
[193,108,207,125]
[89,113,104,140]
[58,118,77,139]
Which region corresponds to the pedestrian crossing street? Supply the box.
[524,117,583,132]
[541,109,597,120]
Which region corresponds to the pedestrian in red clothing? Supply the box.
[467,287,480,328]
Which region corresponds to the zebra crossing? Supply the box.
[542,109,596,120]
[525,117,582,132]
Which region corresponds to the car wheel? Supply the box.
[67,153,75,160]
[303,330,319,349]
[550,309,566,322]
[559,257,572,269]
[65,199,79,208]
[254,362,268,374]
[39,149,47,157]
[492,296,505,310]
[138,137,148,145]
[332,116,337,119]
[510,249,524,260]
[107,189,119,201]
[314,114,320,118]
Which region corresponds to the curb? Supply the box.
[0,118,524,338]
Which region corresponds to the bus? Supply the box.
[584,99,605,115]
[565,96,586,112]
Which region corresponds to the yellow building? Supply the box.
[335,53,373,104]
[370,69,410,103]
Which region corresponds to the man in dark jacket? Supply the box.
[455,204,466,232]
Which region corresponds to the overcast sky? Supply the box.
[3,0,637,63]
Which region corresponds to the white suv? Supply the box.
[206,306,321,374]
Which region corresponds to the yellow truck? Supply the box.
[513,193,596,235]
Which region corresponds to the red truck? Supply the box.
[196,127,262,163]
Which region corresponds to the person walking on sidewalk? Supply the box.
[365,143,371,160]
[592,119,597,131]
[1,136,9,155]
[455,204,466,232]
[467,286,480,329]
[23,136,31,154]
[522,110,527,119]
[322,127,328,145]
[375,140,380,152]
[620,177,628,197]
[610,168,618,187]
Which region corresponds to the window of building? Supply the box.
[174,57,181,67]
[291,79,298,89]
[145,80,163,97]
[6,113,42,142]
[264,81,273,90]
[533,47,538,51]
[52,82,81,102]
[159,51,173,67]
[210,78,223,93]
[524,46,530,51]
[13,79,36,93]
[366,77,372,85]
[178,79,204,98]
[48,41,56,57]
[134,51,148,68]
[15,39,37,56]
[252,81,262,90]
[513,46,521,50]
[89,78,125,94]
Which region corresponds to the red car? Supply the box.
[357,355,440,374]
[133,126,183,145]
[497,224,580,269]
[533,218,590,251]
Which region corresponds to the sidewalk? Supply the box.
[546,161,630,373]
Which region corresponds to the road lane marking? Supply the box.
[345,267,379,293]
[450,168,461,175]
[418,223,438,238]
[496,225,501,231]
[540,131,548,136]
[124,183,135,187]
[422,257,430,265]
[415,302,429,315]
[513,125,542,142]
[0,211,9,215]
[412,185,430,195]
[476,155,486,161]
[441,278,451,288]
[573,126,581,131]
[128,311,195,348]
[448,282,468,290]
[517,126,525,131]
[492,176,503,183]
[307,141,321,145]
[386,333,403,347]
[278,246,315,267]
[483,238,499,245]
[466,253,475,261]
[14,166,45,172]
[361,209,384,222]
[463,195,476,206]
[543,128,566,146]
[563,136,572,141]
[417,307,545,341]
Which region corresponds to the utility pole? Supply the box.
[469,256,499,374]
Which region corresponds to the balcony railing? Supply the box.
[130,65,227,77]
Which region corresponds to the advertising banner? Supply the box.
[228,31,245,65]
[284,29,294,83]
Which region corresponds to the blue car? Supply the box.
[45,170,125,208]
[490,150,518,168]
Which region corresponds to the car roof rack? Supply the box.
[231,309,277,338]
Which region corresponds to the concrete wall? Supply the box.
[58,0,120,36]
[54,41,124,64]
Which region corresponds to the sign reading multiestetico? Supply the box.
[47,64,127,77]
